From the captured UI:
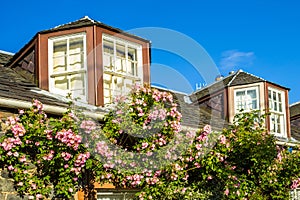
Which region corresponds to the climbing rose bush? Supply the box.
[0,100,91,199]
[98,88,300,200]
[1,85,300,200]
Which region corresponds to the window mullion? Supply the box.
[113,40,116,72]
[66,38,70,91]
[125,44,128,75]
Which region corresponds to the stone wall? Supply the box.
[0,169,29,200]
[0,109,29,200]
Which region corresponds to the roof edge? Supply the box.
[290,101,300,107]
[0,50,14,55]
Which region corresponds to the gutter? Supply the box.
[0,98,105,120]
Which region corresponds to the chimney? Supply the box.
[215,75,224,81]
[229,71,235,75]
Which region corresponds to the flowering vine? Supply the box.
[0,100,91,199]
[1,86,300,200]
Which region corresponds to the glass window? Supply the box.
[268,88,286,137]
[102,35,142,104]
[234,87,259,112]
[97,191,137,200]
[49,33,87,102]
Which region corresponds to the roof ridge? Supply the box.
[191,72,236,95]
[227,69,242,86]
[240,70,266,82]
[53,16,97,29]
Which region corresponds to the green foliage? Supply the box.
[1,86,300,200]
[0,100,90,199]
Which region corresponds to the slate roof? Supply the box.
[0,66,69,107]
[290,101,300,119]
[291,122,300,141]
[153,86,228,131]
[5,16,150,68]
[0,51,13,66]
[41,16,149,42]
[191,70,289,102]
[290,102,300,140]
[0,65,108,116]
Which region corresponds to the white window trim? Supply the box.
[48,32,88,102]
[268,87,286,137]
[102,34,143,104]
[97,189,139,200]
[102,34,143,81]
[234,86,260,113]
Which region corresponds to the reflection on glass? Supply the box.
[54,76,68,90]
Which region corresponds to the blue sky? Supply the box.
[0,0,299,103]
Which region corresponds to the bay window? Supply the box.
[268,88,286,137]
[48,33,87,102]
[102,34,142,104]
[234,87,259,113]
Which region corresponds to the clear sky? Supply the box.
[0,0,299,103]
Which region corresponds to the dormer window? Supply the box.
[48,33,87,102]
[268,87,286,137]
[102,34,143,104]
[234,87,259,112]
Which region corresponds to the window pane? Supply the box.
[69,37,84,55]
[69,53,84,70]
[103,40,114,54]
[53,56,67,73]
[251,100,257,109]
[53,40,67,57]
[54,76,68,90]
[279,103,282,112]
[113,77,123,96]
[127,61,137,76]
[103,74,112,82]
[247,89,256,99]
[270,114,276,132]
[70,73,85,96]
[115,57,125,72]
[277,115,281,133]
[103,54,114,70]
[116,43,125,58]
[273,91,277,101]
[53,40,67,73]
[236,91,245,97]
[278,93,282,102]
[128,47,137,61]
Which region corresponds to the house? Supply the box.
[189,70,292,141]
[5,16,151,106]
[290,101,300,141]
[0,16,152,200]
[0,16,297,199]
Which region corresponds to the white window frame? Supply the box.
[97,190,138,200]
[102,34,143,104]
[48,32,88,102]
[234,86,260,113]
[268,87,286,137]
